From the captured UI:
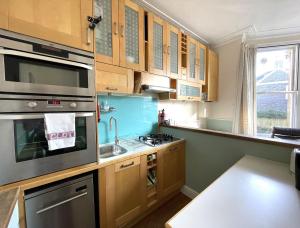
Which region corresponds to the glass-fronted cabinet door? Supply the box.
[148,12,167,76]
[187,36,198,83]
[94,0,119,65]
[167,24,181,79]
[177,80,201,101]
[197,42,207,84]
[119,0,144,71]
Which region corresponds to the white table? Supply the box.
[166,155,300,228]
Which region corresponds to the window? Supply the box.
[255,45,299,137]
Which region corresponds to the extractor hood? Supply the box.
[141,84,176,93]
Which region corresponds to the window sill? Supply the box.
[162,125,300,148]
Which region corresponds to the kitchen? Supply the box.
[0,0,300,228]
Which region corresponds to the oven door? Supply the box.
[0,49,95,97]
[0,112,97,185]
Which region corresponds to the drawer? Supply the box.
[95,62,134,94]
[115,157,140,172]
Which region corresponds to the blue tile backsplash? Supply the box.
[98,95,158,144]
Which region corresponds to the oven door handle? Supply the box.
[0,49,93,70]
[0,112,94,120]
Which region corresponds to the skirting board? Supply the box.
[181,185,199,199]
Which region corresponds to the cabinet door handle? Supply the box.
[167,46,170,55]
[120,161,134,169]
[163,44,168,54]
[106,87,118,91]
[87,27,92,45]
[113,22,118,35]
[120,25,124,37]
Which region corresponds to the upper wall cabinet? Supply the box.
[95,0,144,71]
[7,0,94,51]
[147,12,168,76]
[187,36,207,84]
[197,42,207,84]
[119,0,144,71]
[167,24,181,79]
[95,0,119,65]
[203,49,219,101]
[187,36,198,83]
[0,0,8,29]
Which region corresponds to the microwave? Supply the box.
[0,29,95,97]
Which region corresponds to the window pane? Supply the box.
[256,47,296,136]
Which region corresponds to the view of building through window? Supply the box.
[255,46,297,136]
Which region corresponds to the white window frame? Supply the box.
[254,45,299,136]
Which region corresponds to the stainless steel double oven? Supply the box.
[0,30,97,185]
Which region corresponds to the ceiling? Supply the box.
[142,0,300,45]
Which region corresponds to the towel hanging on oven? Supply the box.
[44,113,76,151]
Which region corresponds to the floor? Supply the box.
[132,193,191,228]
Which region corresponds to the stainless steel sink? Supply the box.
[99,144,128,158]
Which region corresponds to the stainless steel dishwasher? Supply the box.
[24,173,96,228]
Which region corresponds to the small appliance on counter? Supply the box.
[290,149,300,191]
[295,149,300,190]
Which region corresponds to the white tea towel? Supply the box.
[44,113,76,151]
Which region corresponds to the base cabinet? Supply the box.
[99,141,185,228]
[157,142,185,198]
[99,157,145,228]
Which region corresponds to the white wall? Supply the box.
[206,38,242,123]
[158,100,207,128]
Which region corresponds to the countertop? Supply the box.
[99,138,184,165]
[162,125,300,148]
[0,187,19,228]
[166,155,300,228]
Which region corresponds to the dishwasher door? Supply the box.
[25,174,96,228]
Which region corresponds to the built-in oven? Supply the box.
[0,29,95,97]
[0,96,97,185]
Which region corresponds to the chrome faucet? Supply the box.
[109,116,119,145]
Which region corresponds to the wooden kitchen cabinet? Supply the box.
[95,62,134,94]
[157,142,185,198]
[7,0,93,51]
[0,0,8,29]
[147,12,168,76]
[94,0,144,71]
[166,24,181,79]
[177,79,202,101]
[187,36,198,83]
[94,0,119,65]
[203,49,219,101]
[197,42,207,84]
[100,157,146,228]
[187,36,207,84]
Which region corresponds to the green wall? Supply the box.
[161,127,292,193]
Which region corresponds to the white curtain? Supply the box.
[232,42,256,135]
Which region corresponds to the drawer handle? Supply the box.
[120,161,134,169]
[169,146,178,152]
[87,27,91,45]
[106,87,118,91]
[36,192,88,214]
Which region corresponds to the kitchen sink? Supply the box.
[99,144,128,158]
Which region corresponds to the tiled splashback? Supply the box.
[98,95,158,144]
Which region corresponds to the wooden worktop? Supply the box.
[163,125,300,148]
[0,187,20,228]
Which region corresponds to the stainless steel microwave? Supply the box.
[0,29,95,97]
